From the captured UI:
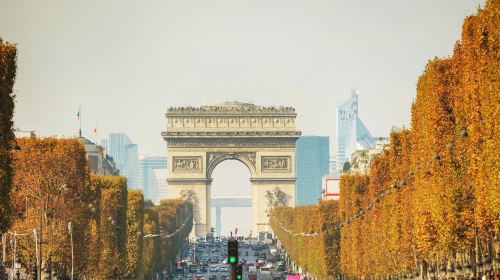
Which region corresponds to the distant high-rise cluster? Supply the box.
[295,136,330,206]
[139,156,167,204]
[335,91,376,173]
[101,133,139,189]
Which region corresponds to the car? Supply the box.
[220,274,228,280]
[245,251,249,256]
[277,264,285,271]
[248,264,257,274]
[209,265,219,272]
[254,251,260,257]
[220,266,228,273]
[209,276,217,280]
[195,273,204,280]
[176,267,184,274]
[189,265,198,273]
[200,266,208,272]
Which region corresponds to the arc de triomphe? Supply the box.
[162,102,300,237]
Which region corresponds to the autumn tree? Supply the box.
[142,207,162,279]
[270,201,341,278]
[92,175,128,279]
[337,1,498,277]
[0,37,17,233]
[125,190,144,280]
[10,138,91,278]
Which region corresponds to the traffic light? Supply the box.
[236,264,243,280]
[227,238,238,266]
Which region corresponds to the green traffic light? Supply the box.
[236,276,242,280]
[229,256,236,263]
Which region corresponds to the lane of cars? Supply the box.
[174,236,289,280]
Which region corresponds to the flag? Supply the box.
[93,127,97,133]
[77,110,80,120]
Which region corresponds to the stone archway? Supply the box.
[162,102,300,237]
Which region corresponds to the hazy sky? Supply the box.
[0,0,484,236]
[0,0,484,156]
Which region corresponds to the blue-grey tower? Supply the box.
[102,133,139,189]
[295,136,330,205]
[336,91,375,171]
[138,156,167,202]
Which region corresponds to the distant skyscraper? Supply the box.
[295,136,330,206]
[152,168,167,205]
[139,156,167,203]
[102,133,139,189]
[126,144,139,188]
[101,139,108,151]
[336,91,375,171]
[329,158,338,177]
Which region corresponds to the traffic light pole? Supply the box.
[231,266,236,280]
[228,238,238,280]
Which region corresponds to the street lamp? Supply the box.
[67,222,74,280]
[14,262,21,280]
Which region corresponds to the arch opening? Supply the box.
[210,159,252,237]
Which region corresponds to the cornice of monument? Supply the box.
[162,130,301,138]
[166,101,297,116]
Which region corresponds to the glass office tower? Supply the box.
[138,156,167,203]
[336,91,375,171]
[102,133,139,189]
[295,136,330,206]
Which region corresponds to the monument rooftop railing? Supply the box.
[161,130,301,138]
[167,105,296,114]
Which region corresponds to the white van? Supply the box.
[260,267,272,275]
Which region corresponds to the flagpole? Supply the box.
[78,106,82,138]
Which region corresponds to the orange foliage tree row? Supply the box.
[271,2,497,278]
[339,1,498,277]
[270,201,341,279]
[3,137,192,280]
